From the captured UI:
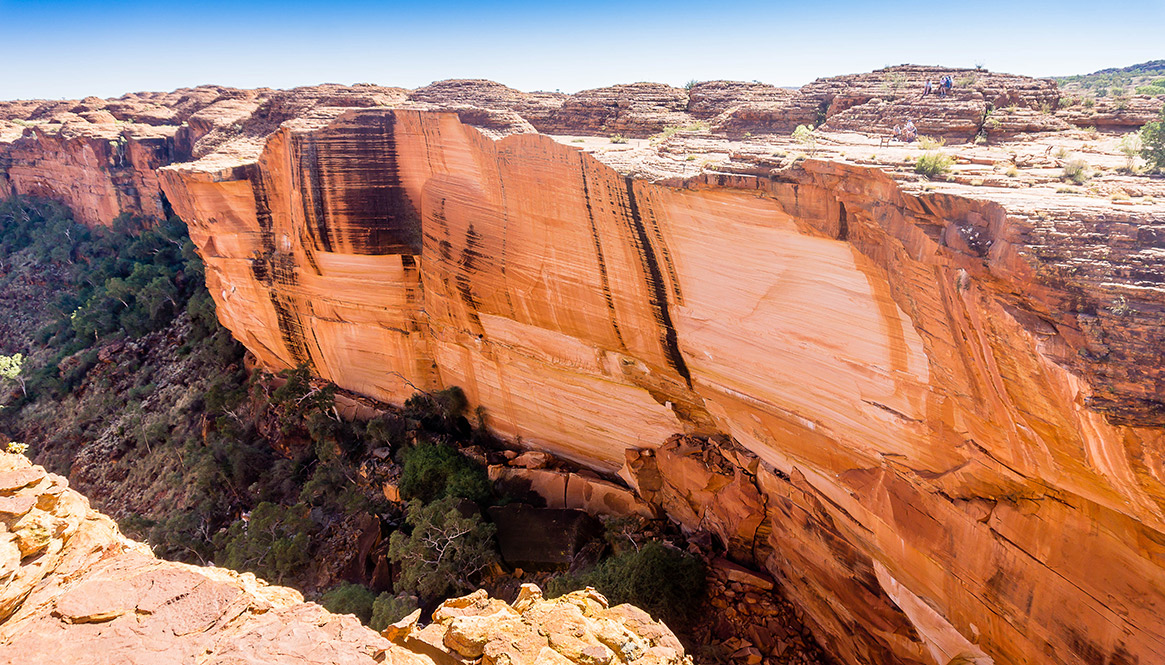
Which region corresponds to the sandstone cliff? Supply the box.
[0,452,690,665]
[4,67,1165,665]
[156,105,1165,665]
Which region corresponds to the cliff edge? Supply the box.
[0,452,690,665]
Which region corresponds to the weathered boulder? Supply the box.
[382,586,690,665]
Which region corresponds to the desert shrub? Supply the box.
[387,497,498,602]
[398,441,490,503]
[609,134,627,144]
[792,124,817,154]
[321,583,377,623]
[371,593,420,631]
[547,541,706,629]
[914,152,954,178]
[1141,107,1165,172]
[214,502,317,584]
[1135,85,1165,96]
[1062,157,1090,184]
[1119,133,1143,172]
[917,136,945,150]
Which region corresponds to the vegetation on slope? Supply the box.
[1054,60,1165,98]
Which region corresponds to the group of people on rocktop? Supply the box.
[892,119,917,142]
[889,74,957,143]
[922,75,954,98]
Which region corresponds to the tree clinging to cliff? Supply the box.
[0,354,25,397]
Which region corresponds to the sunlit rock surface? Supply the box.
[4,68,1165,665]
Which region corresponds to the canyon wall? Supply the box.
[4,68,1165,665]
[156,108,1165,665]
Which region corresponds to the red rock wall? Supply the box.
[0,126,175,226]
[159,109,1165,665]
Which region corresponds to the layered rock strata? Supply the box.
[4,67,1165,665]
[154,104,1165,665]
[0,452,690,665]
[11,66,1155,227]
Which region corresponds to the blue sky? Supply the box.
[2,0,1162,99]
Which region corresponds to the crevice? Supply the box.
[622,176,691,387]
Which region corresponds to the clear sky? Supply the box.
[2,0,1162,100]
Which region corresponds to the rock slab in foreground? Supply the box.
[0,453,689,665]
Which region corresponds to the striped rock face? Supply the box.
[158,108,1165,665]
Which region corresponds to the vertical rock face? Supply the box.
[0,124,177,226]
[158,108,1165,665]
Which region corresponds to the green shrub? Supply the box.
[1062,157,1090,184]
[1119,133,1143,172]
[387,497,498,602]
[371,593,420,631]
[1135,85,1165,97]
[321,583,377,623]
[914,152,954,178]
[398,441,490,503]
[609,134,627,144]
[214,502,317,583]
[792,124,817,154]
[547,541,706,629]
[1141,107,1165,172]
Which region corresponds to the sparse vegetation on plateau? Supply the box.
[792,124,817,155]
[917,136,945,150]
[914,152,954,178]
[1062,157,1090,184]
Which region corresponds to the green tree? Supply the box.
[370,593,420,631]
[214,502,317,584]
[387,497,498,602]
[320,583,376,623]
[1141,107,1165,172]
[0,354,26,397]
[1119,133,1143,172]
[398,441,490,503]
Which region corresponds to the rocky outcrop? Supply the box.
[0,452,690,665]
[391,585,691,665]
[1056,95,1165,130]
[156,106,1165,665]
